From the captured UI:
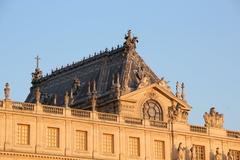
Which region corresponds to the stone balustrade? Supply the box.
[227,130,240,138]
[150,120,168,128]
[98,112,118,122]
[190,125,207,134]
[71,109,91,118]
[2,99,236,138]
[124,117,143,125]
[42,105,64,115]
[12,101,35,111]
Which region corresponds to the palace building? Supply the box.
[0,30,239,160]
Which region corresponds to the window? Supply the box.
[195,145,205,160]
[154,140,165,159]
[47,127,59,148]
[143,100,163,121]
[102,133,114,153]
[76,130,87,151]
[129,137,140,157]
[230,150,240,160]
[17,124,30,145]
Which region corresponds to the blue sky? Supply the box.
[0,0,240,130]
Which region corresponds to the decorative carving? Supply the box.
[4,83,10,100]
[72,79,81,96]
[215,148,222,160]
[158,77,171,92]
[203,107,224,128]
[227,151,233,160]
[168,103,188,123]
[143,99,163,121]
[123,30,138,53]
[177,142,185,160]
[134,65,150,89]
[35,87,41,103]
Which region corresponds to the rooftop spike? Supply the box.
[176,81,180,98]
[181,82,186,101]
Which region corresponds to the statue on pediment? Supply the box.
[204,107,224,128]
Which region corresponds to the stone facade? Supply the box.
[0,31,239,160]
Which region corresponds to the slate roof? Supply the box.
[25,33,160,107]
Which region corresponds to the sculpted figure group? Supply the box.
[176,143,233,160]
[204,107,224,128]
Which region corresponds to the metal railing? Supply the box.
[43,105,64,115]
[227,130,240,138]
[12,102,34,111]
[125,117,143,125]
[98,112,118,122]
[71,109,91,118]
[150,120,168,128]
[190,125,207,134]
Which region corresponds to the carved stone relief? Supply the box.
[168,103,188,123]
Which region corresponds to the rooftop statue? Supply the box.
[204,107,224,128]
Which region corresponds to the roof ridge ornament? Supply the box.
[32,55,43,84]
[123,30,138,53]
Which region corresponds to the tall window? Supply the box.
[17,124,30,145]
[76,130,87,151]
[143,100,163,121]
[102,133,114,153]
[129,137,140,157]
[230,150,240,160]
[195,145,205,160]
[154,140,165,159]
[47,127,59,148]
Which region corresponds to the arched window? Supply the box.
[143,100,163,121]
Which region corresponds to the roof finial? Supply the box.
[181,82,186,101]
[176,81,180,98]
[123,29,138,52]
[35,55,40,69]
[32,55,43,83]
